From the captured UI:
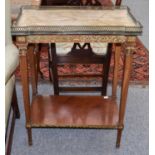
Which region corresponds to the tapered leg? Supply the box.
[27,128,32,146]
[112,43,121,98]
[116,128,123,148]
[17,36,32,145]
[28,44,38,96]
[116,37,135,148]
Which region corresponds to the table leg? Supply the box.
[28,44,38,96]
[112,43,121,98]
[17,37,32,145]
[116,37,135,148]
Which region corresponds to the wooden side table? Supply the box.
[12,6,142,148]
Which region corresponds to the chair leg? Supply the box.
[12,86,20,119]
[50,43,59,95]
[6,86,20,155]
[101,43,112,96]
[116,128,123,148]
[6,112,16,155]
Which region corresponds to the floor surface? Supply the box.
[12,82,149,155]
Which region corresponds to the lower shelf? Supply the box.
[31,95,119,128]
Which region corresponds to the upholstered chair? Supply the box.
[5,0,20,154]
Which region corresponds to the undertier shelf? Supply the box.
[31,95,119,128]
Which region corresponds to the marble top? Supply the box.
[12,6,142,35]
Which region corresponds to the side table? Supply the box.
[12,6,142,148]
